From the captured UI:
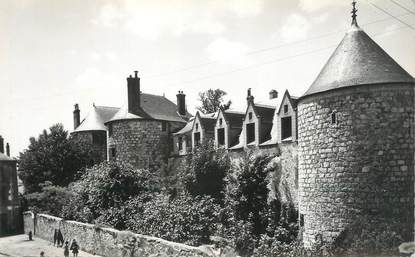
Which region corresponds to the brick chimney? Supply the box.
[6,143,10,157]
[127,71,141,115]
[269,89,278,99]
[246,88,254,104]
[176,91,186,116]
[73,104,80,130]
[0,136,3,154]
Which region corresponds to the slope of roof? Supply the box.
[303,24,414,97]
[0,152,15,162]
[200,117,216,131]
[173,118,194,135]
[254,105,275,122]
[223,110,245,127]
[73,105,119,132]
[108,93,191,123]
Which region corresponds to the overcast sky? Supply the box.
[1,0,414,157]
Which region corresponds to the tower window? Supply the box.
[109,147,116,161]
[161,121,167,132]
[92,132,104,145]
[331,111,337,125]
[178,137,183,150]
[284,104,289,114]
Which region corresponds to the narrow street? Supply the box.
[0,234,102,257]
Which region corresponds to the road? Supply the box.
[0,234,102,257]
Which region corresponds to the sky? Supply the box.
[0,0,414,157]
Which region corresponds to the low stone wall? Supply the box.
[24,212,212,257]
[23,211,35,235]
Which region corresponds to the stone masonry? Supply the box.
[108,119,170,170]
[298,84,414,247]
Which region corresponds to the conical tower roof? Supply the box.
[303,23,414,97]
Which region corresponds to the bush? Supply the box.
[126,194,220,246]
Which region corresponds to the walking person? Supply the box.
[53,229,58,246]
[70,239,79,257]
[64,241,70,257]
[57,229,64,247]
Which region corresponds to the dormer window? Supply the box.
[248,112,252,120]
[196,123,199,131]
[219,118,223,126]
[284,104,289,114]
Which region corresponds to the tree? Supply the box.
[18,124,100,193]
[197,89,231,114]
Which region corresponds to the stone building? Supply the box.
[297,11,415,248]
[106,72,191,169]
[0,136,21,236]
[71,104,119,162]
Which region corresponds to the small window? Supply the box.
[300,214,304,227]
[194,132,201,146]
[219,118,223,126]
[246,123,255,144]
[108,124,113,137]
[178,137,183,150]
[92,133,104,145]
[217,128,225,146]
[161,121,167,132]
[109,147,116,160]
[331,111,337,125]
[248,112,252,120]
[195,123,199,131]
[284,104,289,114]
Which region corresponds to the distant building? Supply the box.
[0,136,21,236]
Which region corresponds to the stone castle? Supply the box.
[71,5,415,249]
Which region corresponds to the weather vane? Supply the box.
[351,0,358,25]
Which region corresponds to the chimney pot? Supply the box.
[246,88,254,104]
[6,143,10,157]
[176,91,186,116]
[134,71,138,78]
[127,72,141,114]
[269,89,278,99]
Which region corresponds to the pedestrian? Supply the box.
[40,251,45,257]
[28,230,33,241]
[57,229,64,247]
[70,239,79,257]
[64,241,70,257]
[53,229,58,246]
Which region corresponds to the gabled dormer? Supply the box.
[191,111,216,149]
[214,108,244,149]
[276,90,298,143]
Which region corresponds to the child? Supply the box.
[64,241,70,257]
[70,239,79,257]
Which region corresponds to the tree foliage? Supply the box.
[197,88,231,114]
[18,124,100,193]
[180,141,230,202]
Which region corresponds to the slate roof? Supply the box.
[223,110,245,127]
[0,152,15,162]
[173,118,194,136]
[254,104,275,123]
[73,105,119,132]
[303,24,415,97]
[108,93,191,123]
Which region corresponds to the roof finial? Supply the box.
[351,0,358,26]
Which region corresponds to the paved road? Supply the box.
[0,234,102,257]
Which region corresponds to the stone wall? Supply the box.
[71,131,107,163]
[108,120,170,170]
[24,212,212,257]
[297,84,414,248]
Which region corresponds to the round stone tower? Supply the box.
[297,4,415,248]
